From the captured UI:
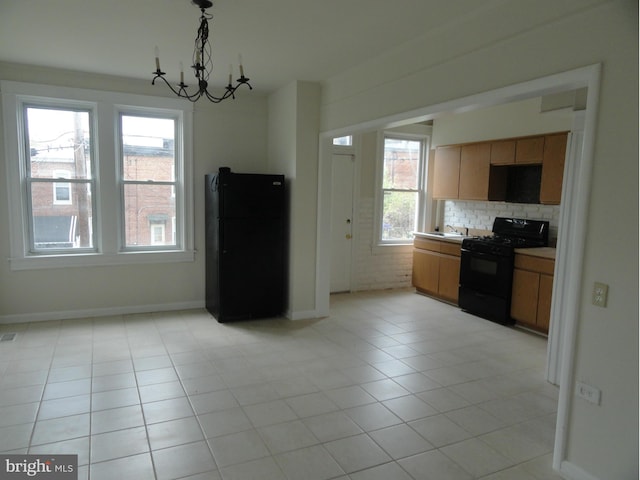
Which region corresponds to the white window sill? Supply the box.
[8,250,196,271]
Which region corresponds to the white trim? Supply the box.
[373,131,429,250]
[559,460,604,480]
[8,250,195,271]
[286,309,320,321]
[0,300,205,324]
[1,80,195,270]
[552,66,601,473]
[316,63,602,477]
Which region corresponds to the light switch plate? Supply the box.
[592,282,608,307]
[576,381,601,405]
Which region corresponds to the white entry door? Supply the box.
[330,154,355,293]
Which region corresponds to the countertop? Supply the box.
[414,232,467,244]
[514,247,556,260]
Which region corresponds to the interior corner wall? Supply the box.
[268,81,321,320]
[318,2,638,479]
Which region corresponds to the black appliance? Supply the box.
[458,217,549,324]
[205,167,286,322]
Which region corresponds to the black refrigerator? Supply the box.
[205,167,286,322]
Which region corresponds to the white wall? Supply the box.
[268,81,321,319]
[431,97,573,147]
[0,63,269,321]
[318,1,638,479]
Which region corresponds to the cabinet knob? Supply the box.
[345,234,352,240]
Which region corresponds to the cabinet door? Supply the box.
[536,274,553,332]
[412,249,439,294]
[515,136,545,164]
[438,254,461,303]
[540,132,568,205]
[433,146,460,199]
[490,140,516,165]
[459,143,491,200]
[510,268,539,326]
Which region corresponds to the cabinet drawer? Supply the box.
[514,254,555,275]
[414,238,440,252]
[440,242,461,257]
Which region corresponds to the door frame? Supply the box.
[316,63,602,476]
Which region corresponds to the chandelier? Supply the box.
[152,0,252,103]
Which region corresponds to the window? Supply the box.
[25,107,95,251]
[120,114,177,249]
[333,135,352,146]
[377,134,428,245]
[1,81,194,270]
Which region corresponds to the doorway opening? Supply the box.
[316,64,601,473]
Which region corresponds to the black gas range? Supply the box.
[458,217,549,324]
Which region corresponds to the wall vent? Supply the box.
[0,333,17,342]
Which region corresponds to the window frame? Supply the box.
[374,131,429,249]
[2,81,194,271]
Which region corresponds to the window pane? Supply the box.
[382,190,417,241]
[121,115,175,182]
[383,138,420,189]
[26,107,92,179]
[30,181,93,249]
[124,184,176,247]
[333,135,352,146]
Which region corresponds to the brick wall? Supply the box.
[443,200,560,242]
[352,197,413,291]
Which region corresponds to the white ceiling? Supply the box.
[0,0,518,94]
[0,0,607,97]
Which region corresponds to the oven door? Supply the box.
[458,248,515,324]
[459,249,514,298]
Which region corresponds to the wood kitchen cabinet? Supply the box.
[459,143,490,200]
[490,140,516,165]
[540,132,568,204]
[433,146,460,199]
[510,251,555,334]
[412,236,461,304]
[515,136,545,164]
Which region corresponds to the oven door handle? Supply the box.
[461,250,503,260]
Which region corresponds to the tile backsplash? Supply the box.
[443,200,560,243]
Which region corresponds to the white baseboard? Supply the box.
[286,309,321,321]
[0,301,206,324]
[560,460,603,480]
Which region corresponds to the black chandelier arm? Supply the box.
[152,70,253,103]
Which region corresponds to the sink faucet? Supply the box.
[446,225,469,235]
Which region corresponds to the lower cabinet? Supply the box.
[412,237,461,304]
[510,253,555,334]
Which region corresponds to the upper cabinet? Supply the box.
[433,145,460,199]
[433,132,568,205]
[540,132,568,205]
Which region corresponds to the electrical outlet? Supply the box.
[592,282,608,307]
[576,381,601,405]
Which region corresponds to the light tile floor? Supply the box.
[0,289,564,479]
